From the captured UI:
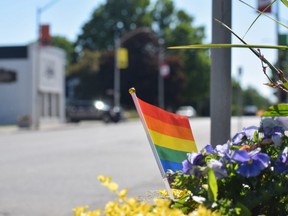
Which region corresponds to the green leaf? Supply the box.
[207,168,218,202]
[262,104,288,116]
[235,202,252,216]
[239,0,288,33]
[283,82,288,89]
[281,0,288,7]
[168,43,288,50]
[240,0,277,38]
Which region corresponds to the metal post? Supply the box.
[114,37,120,107]
[33,8,41,130]
[158,39,164,109]
[237,67,243,131]
[210,0,232,146]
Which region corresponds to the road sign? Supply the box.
[160,63,170,78]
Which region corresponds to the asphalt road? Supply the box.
[0,117,261,216]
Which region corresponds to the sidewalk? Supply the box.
[0,122,71,134]
[0,120,110,134]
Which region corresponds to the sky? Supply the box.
[1,0,287,103]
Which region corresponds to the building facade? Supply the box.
[0,43,66,127]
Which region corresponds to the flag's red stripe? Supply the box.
[138,97,190,129]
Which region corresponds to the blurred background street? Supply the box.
[0,0,286,215]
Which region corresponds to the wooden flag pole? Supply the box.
[129,87,175,200]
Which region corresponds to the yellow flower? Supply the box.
[117,188,128,201]
[73,206,89,216]
[85,210,101,216]
[159,188,191,199]
[189,205,220,216]
[97,175,111,186]
[107,181,119,192]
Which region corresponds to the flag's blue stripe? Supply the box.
[160,159,183,172]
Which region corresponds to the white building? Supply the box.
[0,43,66,127]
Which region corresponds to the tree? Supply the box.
[72,0,210,113]
[159,6,210,115]
[51,36,74,66]
[75,0,152,51]
[231,79,271,115]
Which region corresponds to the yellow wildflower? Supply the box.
[189,205,220,216]
[107,181,119,192]
[117,188,128,201]
[159,188,191,199]
[97,175,111,186]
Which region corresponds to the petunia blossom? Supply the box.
[275,117,288,131]
[207,159,227,179]
[182,152,204,175]
[231,148,270,177]
[214,141,231,159]
[274,147,288,174]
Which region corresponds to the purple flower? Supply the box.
[231,148,270,177]
[275,117,288,131]
[232,132,245,145]
[243,126,259,138]
[262,118,284,137]
[204,144,214,154]
[182,152,204,175]
[214,142,231,159]
[208,159,227,179]
[232,126,258,145]
[274,147,288,174]
[271,132,283,147]
[263,126,284,138]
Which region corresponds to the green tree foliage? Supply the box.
[75,0,152,51]
[70,0,210,114]
[51,36,74,66]
[232,79,271,115]
[242,86,271,110]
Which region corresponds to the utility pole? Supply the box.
[210,0,232,147]
[158,38,165,109]
[237,66,243,132]
[114,37,120,108]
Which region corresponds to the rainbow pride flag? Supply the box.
[130,88,197,174]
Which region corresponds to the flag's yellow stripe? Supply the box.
[144,114,195,141]
[149,129,197,152]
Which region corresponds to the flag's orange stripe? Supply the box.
[138,98,190,128]
[144,114,195,141]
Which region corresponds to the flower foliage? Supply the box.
[74,175,220,216]
[74,118,288,215]
[168,117,288,215]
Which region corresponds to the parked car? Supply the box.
[66,99,122,123]
[175,106,197,118]
[243,105,258,116]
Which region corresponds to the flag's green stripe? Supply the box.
[155,145,189,163]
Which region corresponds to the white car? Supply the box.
[176,106,197,118]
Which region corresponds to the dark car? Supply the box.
[175,106,197,118]
[243,105,258,116]
[66,99,122,123]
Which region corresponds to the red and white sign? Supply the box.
[160,63,170,78]
[258,0,272,13]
